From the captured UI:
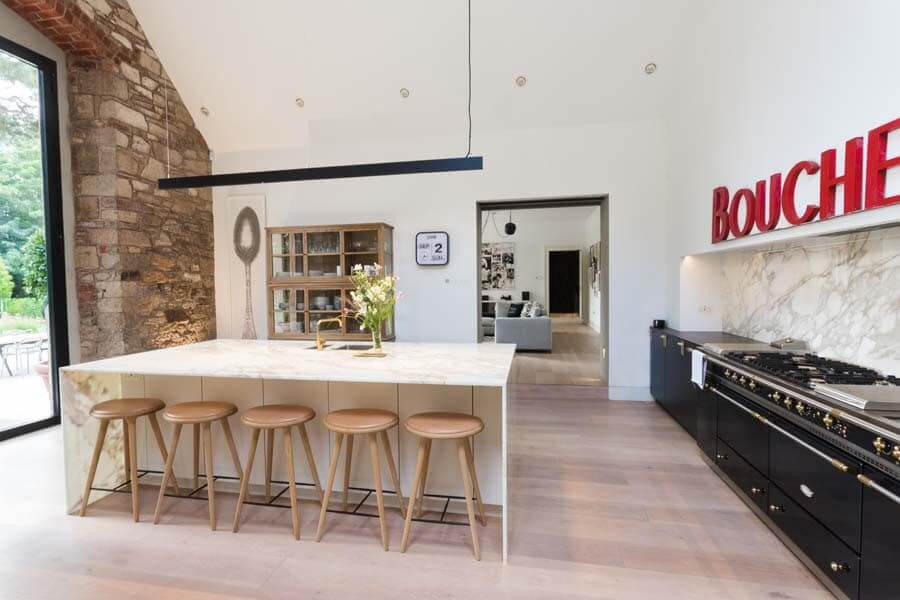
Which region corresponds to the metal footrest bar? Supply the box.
[91,470,476,526]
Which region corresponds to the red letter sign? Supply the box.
[782,160,820,224]
[820,137,863,218]
[865,117,900,209]
[712,187,730,243]
[729,188,755,238]
[754,174,782,232]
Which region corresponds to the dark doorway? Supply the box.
[0,36,68,442]
[548,250,579,315]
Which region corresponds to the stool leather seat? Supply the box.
[324,408,398,433]
[405,412,484,439]
[163,401,237,423]
[240,404,315,428]
[90,397,165,419]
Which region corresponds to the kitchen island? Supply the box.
[60,340,515,560]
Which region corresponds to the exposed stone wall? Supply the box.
[2,0,215,360]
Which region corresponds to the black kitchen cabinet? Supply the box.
[716,388,769,475]
[769,486,860,600]
[716,438,768,511]
[650,331,667,403]
[769,417,862,552]
[860,468,900,600]
[665,337,697,437]
[696,386,717,460]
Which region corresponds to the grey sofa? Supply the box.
[495,316,552,351]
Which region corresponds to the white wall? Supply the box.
[666,0,900,330]
[1,4,79,364]
[481,206,594,311]
[214,118,670,395]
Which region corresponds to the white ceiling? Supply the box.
[130,0,692,155]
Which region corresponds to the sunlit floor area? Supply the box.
[0,374,51,431]
[0,384,829,599]
[509,321,606,386]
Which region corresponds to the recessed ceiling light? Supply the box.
[515,75,527,87]
[644,62,657,75]
[400,88,410,98]
[295,97,304,108]
[200,106,210,116]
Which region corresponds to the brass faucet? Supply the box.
[315,316,344,350]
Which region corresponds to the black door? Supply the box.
[548,250,579,314]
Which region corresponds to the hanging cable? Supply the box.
[465,0,472,157]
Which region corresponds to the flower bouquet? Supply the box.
[346,263,399,357]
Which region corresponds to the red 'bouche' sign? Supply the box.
[711,117,900,243]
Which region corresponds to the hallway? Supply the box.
[509,321,606,386]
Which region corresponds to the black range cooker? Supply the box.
[699,346,900,600]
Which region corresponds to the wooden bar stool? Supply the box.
[231,404,323,539]
[153,401,242,530]
[80,397,180,521]
[400,412,487,560]
[315,408,405,550]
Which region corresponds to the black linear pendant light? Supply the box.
[158,1,481,191]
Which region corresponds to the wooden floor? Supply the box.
[509,321,606,386]
[0,385,830,599]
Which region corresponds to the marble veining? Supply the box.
[722,226,900,376]
[62,340,516,387]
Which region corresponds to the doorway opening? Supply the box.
[476,197,608,386]
[0,36,69,441]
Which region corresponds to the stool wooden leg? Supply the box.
[342,434,353,510]
[297,424,323,502]
[316,432,345,542]
[221,418,243,479]
[265,429,274,500]
[153,423,183,524]
[192,424,200,489]
[79,418,109,517]
[415,439,432,517]
[401,437,429,553]
[464,437,487,526]
[122,419,130,482]
[368,433,388,551]
[232,427,260,533]
[283,427,300,540]
[202,422,216,530]
[456,439,481,560]
[379,430,404,511]
[126,417,140,522]
[148,412,180,495]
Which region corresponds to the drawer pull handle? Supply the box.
[858,474,900,506]
[750,486,765,495]
[768,504,783,513]
[830,561,849,573]
[716,453,728,461]
[800,484,815,498]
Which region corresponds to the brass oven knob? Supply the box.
[783,397,793,408]
[748,381,757,390]
[795,402,806,416]
[724,369,731,378]
[739,376,746,385]
[731,373,739,381]
[874,437,887,454]
[823,414,834,428]
[772,391,782,402]
[830,561,848,573]
[892,446,900,461]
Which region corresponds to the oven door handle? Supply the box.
[709,386,851,474]
[857,474,900,506]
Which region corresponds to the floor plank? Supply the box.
[509,321,606,386]
[0,384,830,599]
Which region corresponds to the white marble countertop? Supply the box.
[62,339,516,387]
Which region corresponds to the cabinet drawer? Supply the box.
[768,487,860,600]
[716,438,768,512]
[769,419,862,552]
[716,389,769,475]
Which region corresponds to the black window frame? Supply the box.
[0,35,70,442]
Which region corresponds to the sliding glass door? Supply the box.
[0,36,68,441]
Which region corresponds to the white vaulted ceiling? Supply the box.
[129,0,693,155]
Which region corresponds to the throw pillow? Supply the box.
[531,302,544,317]
[507,302,525,318]
[521,301,534,317]
[495,301,511,317]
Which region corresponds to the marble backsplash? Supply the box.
[721,225,900,376]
